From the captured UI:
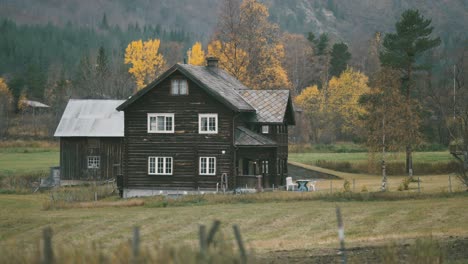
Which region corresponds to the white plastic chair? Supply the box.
[286,177,296,191]
[309,181,317,191]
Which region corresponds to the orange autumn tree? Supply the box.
[187,42,206,66]
[210,0,290,90]
[125,39,166,90]
[327,67,370,134]
[207,40,249,82]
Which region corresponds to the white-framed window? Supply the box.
[148,157,173,175]
[87,156,100,169]
[171,79,188,95]
[261,125,269,134]
[199,157,216,175]
[148,113,174,133]
[199,114,218,134]
[262,160,269,174]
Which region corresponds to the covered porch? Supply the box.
[234,126,285,189]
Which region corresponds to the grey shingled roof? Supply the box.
[235,126,277,147]
[239,90,290,124]
[117,64,255,112]
[54,99,124,137]
[177,64,254,111]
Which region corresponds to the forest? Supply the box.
[0,0,466,158]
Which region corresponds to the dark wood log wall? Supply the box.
[60,137,122,180]
[123,71,234,190]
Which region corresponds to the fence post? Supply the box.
[352,179,355,192]
[417,177,421,193]
[199,225,207,254]
[233,225,247,264]
[330,181,333,193]
[42,227,54,264]
[132,226,140,264]
[206,220,221,246]
[335,206,347,264]
[449,175,452,193]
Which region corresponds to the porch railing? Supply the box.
[236,175,262,190]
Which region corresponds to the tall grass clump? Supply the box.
[0,170,47,193]
[43,183,117,210]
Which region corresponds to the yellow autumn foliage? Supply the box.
[124,39,166,90]
[187,42,205,66]
[207,40,249,82]
[328,67,370,133]
[0,78,13,109]
[294,85,322,112]
[251,44,291,90]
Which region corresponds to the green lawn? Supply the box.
[289,151,454,165]
[0,194,467,254]
[0,151,59,175]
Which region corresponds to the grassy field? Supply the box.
[1,193,467,256]
[0,141,59,175]
[289,151,454,165]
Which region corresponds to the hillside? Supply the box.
[1,0,466,55]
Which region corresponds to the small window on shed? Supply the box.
[261,125,269,134]
[171,79,188,95]
[87,156,100,169]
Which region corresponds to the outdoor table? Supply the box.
[296,179,310,191]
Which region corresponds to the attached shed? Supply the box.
[54,100,124,180]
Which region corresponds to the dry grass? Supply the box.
[1,193,467,255]
[43,199,145,210]
[289,161,466,193]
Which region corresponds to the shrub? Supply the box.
[343,180,351,192]
[361,185,368,192]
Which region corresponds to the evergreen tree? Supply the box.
[96,46,109,78]
[100,13,109,30]
[315,33,329,55]
[329,42,351,77]
[380,9,441,176]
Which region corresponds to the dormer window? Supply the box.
[261,125,269,134]
[171,79,188,95]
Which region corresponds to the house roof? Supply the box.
[235,126,277,147]
[54,99,124,137]
[117,64,255,112]
[239,90,291,124]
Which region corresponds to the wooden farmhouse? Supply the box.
[55,58,294,197]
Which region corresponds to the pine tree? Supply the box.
[100,13,109,30]
[96,46,109,78]
[329,42,351,77]
[380,9,441,176]
[315,33,329,55]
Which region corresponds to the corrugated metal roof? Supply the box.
[235,126,277,147]
[54,99,124,137]
[239,90,290,124]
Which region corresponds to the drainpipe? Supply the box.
[232,112,241,189]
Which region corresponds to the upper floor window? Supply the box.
[261,125,269,134]
[148,156,173,175]
[148,113,174,133]
[199,157,216,175]
[199,114,218,134]
[171,79,188,95]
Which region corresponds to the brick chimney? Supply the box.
[206,57,219,69]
